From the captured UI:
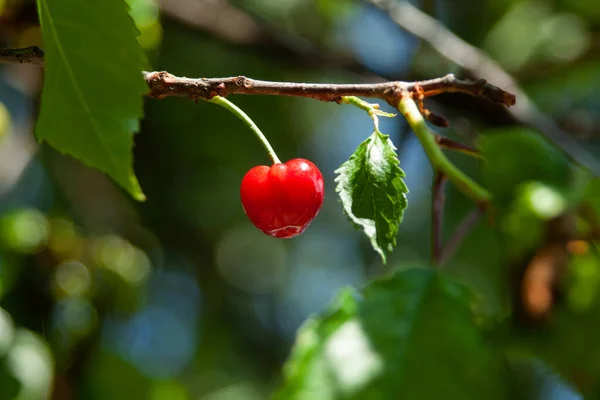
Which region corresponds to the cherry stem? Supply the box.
[341,96,395,133]
[209,95,282,164]
[397,95,491,206]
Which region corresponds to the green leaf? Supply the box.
[36,0,148,200]
[274,268,508,400]
[335,131,408,263]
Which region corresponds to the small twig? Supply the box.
[431,171,447,265]
[0,46,45,66]
[397,94,491,206]
[340,96,395,132]
[414,83,449,127]
[436,136,483,158]
[439,206,485,267]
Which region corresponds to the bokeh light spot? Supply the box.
[541,14,590,62]
[523,182,567,220]
[6,329,53,400]
[94,235,151,285]
[54,260,91,297]
[0,208,49,254]
[0,307,14,356]
[57,297,97,337]
[325,319,383,395]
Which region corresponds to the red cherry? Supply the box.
[240,158,325,238]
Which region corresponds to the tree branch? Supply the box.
[0,46,45,66]
[0,47,515,108]
[439,206,485,267]
[436,136,482,158]
[431,171,447,265]
[143,71,515,107]
[397,95,491,206]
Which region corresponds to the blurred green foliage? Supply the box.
[1,0,600,399]
[275,268,508,400]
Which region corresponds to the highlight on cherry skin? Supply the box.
[240,158,325,239]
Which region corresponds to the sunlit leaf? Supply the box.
[335,130,408,263]
[36,0,148,200]
[274,268,508,400]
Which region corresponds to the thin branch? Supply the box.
[0,47,515,108]
[0,46,45,66]
[366,0,600,176]
[143,71,515,107]
[398,95,491,206]
[436,136,482,158]
[431,171,447,265]
[439,206,485,267]
[339,96,396,133]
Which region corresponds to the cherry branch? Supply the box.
[144,71,515,108]
[0,46,45,66]
[0,47,515,109]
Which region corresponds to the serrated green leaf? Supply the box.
[36,0,148,200]
[335,131,408,263]
[274,268,508,400]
